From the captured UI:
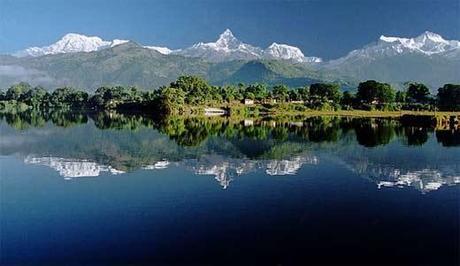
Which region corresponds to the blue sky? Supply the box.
[0,0,458,59]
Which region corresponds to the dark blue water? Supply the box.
[1,116,459,265]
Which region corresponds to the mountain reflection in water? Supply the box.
[1,111,459,193]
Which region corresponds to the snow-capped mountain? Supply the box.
[13,29,320,63]
[378,31,460,56]
[14,33,129,57]
[264,42,322,63]
[329,31,460,65]
[7,30,459,89]
[323,31,460,88]
[174,29,321,63]
[174,29,263,62]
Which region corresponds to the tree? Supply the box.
[21,86,49,108]
[437,84,460,111]
[245,92,255,100]
[309,83,341,103]
[272,85,289,102]
[356,80,395,105]
[50,87,88,108]
[341,91,355,109]
[406,83,430,104]
[5,82,32,101]
[169,75,213,105]
[244,84,268,101]
[127,87,144,102]
[295,87,309,101]
[158,87,186,114]
[288,89,301,101]
[395,91,406,103]
[219,85,239,102]
[90,86,144,109]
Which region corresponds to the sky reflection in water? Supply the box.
[1,113,459,264]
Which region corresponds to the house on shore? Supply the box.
[244,99,254,105]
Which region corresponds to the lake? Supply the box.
[1,113,459,265]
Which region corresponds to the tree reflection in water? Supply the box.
[1,110,458,148]
[1,110,459,192]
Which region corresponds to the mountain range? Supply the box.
[1,29,458,91]
[323,31,460,89]
[13,29,322,63]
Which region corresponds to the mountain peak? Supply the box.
[379,35,405,43]
[176,28,264,61]
[55,33,109,47]
[61,33,98,40]
[415,31,447,43]
[215,29,240,48]
[328,31,460,82]
[375,31,459,56]
[221,29,234,38]
[265,42,322,63]
[14,33,129,57]
[174,29,323,63]
[421,31,441,37]
[379,31,448,44]
[265,42,305,61]
[267,42,281,48]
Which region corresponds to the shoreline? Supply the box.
[198,105,460,118]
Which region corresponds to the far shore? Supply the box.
[260,109,460,118]
[198,105,460,118]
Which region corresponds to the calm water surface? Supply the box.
[1,114,459,265]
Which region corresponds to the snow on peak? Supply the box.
[175,29,263,62]
[265,42,305,59]
[379,31,448,45]
[416,31,447,43]
[175,29,321,63]
[215,29,240,48]
[203,29,249,50]
[264,42,322,63]
[12,29,324,63]
[110,39,129,47]
[144,46,173,54]
[221,28,234,37]
[379,35,407,43]
[327,31,460,68]
[14,33,129,57]
[376,31,459,55]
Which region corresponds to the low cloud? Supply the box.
[0,65,55,88]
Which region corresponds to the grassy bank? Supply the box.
[186,102,460,118]
[266,109,460,118]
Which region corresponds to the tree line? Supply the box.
[1,76,459,113]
